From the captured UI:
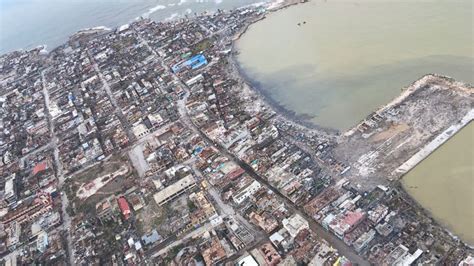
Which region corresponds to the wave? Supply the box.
[118,24,130,32]
[165,13,180,21]
[246,1,268,8]
[142,4,166,18]
[82,26,111,31]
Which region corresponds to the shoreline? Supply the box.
[4,0,473,257]
[227,2,474,251]
[229,0,341,137]
[230,50,339,136]
[229,6,474,250]
[394,113,474,249]
[395,109,473,176]
[0,0,285,57]
[343,74,470,138]
[394,181,474,250]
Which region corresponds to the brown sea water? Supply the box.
[402,123,474,246]
[236,0,473,131]
[236,0,474,245]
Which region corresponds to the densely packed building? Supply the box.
[0,1,472,265]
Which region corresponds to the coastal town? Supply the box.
[0,1,473,265]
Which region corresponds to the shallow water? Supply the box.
[236,0,473,131]
[237,0,474,245]
[402,123,474,246]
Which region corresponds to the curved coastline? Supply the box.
[229,1,474,250]
[231,50,339,135]
[395,180,474,250]
[3,0,473,256]
[230,0,341,136]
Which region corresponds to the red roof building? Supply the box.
[33,162,48,176]
[226,167,245,181]
[117,197,131,220]
[329,210,366,239]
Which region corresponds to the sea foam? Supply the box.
[142,4,167,18]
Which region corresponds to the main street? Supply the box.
[41,69,74,266]
[134,24,368,265]
[188,121,369,265]
[87,51,137,143]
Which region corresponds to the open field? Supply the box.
[65,155,135,214]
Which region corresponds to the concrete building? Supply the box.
[353,229,376,253]
[1,194,52,227]
[202,237,227,266]
[384,244,423,265]
[329,210,365,239]
[153,175,196,206]
[117,197,131,220]
[96,196,116,222]
[282,214,309,238]
[233,180,261,205]
[237,254,259,266]
[4,175,16,206]
[132,123,150,138]
[459,256,474,266]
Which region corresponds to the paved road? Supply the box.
[174,76,368,264]
[88,51,137,143]
[41,69,75,266]
[221,237,268,264]
[174,67,368,266]
[280,130,339,177]
[211,141,368,265]
[147,222,215,258]
[134,25,368,265]
[19,142,53,166]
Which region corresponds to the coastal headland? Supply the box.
[230,0,474,252]
[333,74,473,190]
[1,0,472,264]
[232,1,473,191]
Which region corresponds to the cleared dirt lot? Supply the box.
[335,75,473,191]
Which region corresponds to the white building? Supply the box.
[282,213,309,238]
[153,175,196,206]
[233,180,262,205]
[237,255,259,266]
[133,123,150,138]
[4,174,16,205]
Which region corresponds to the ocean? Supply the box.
[0,0,266,55]
[402,122,474,246]
[236,0,474,246]
[236,0,473,131]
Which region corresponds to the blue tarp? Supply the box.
[142,229,161,245]
[172,54,208,73]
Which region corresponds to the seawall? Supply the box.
[343,74,464,138]
[394,109,474,175]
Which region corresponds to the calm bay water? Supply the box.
[402,123,474,246]
[237,0,474,245]
[236,0,473,131]
[0,0,265,55]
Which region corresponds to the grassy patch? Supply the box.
[192,38,212,54]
